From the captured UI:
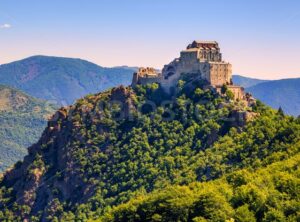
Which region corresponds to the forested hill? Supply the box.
[0,85,56,172]
[0,56,134,105]
[99,153,300,222]
[0,79,299,221]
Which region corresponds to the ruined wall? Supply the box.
[138,76,162,85]
[131,68,162,87]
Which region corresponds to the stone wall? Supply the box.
[209,62,232,86]
[215,85,245,100]
[227,85,245,100]
[131,68,162,87]
[138,76,162,85]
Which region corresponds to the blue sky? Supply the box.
[1,0,300,79]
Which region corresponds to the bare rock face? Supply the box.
[229,110,258,127]
[232,111,258,127]
[0,104,75,219]
[111,85,129,101]
[110,85,136,118]
[0,86,138,220]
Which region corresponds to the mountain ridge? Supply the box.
[0,55,134,105]
[1,55,299,115]
[246,78,300,116]
[232,74,269,88]
[233,75,300,116]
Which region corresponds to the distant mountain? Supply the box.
[233,75,300,116]
[0,85,56,172]
[232,75,269,88]
[0,56,134,105]
[246,78,300,116]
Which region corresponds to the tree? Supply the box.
[277,106,284,116]
[234,204,256,222]
[221,84,228,94]
[226,90,235,100]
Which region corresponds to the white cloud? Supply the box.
[0,24,11,29]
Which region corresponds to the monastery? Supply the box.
[132,40,245,100]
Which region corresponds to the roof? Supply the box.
[194,40,218,44]
[187,40,220,50]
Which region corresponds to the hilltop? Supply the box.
[0,85,56,172]
[0,79,299,221]
[0,56,134,105]
[1,56,299,115]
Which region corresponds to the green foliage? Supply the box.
[226,90,235,100]
[0,85,56,172]
[0,81,299,221]
[278,106,285,116]
[234,204,256,222]
[98,154,300,222]
[221,84,228,95]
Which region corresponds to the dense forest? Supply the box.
[0,85,56,172]
[98,153,299,222]
[0,78,299,221]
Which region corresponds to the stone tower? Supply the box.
[160,40,232,90]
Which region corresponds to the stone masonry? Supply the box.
[131,67,162,87]
[131,40,245,100]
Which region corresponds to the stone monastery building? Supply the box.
[132,40,245,100]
